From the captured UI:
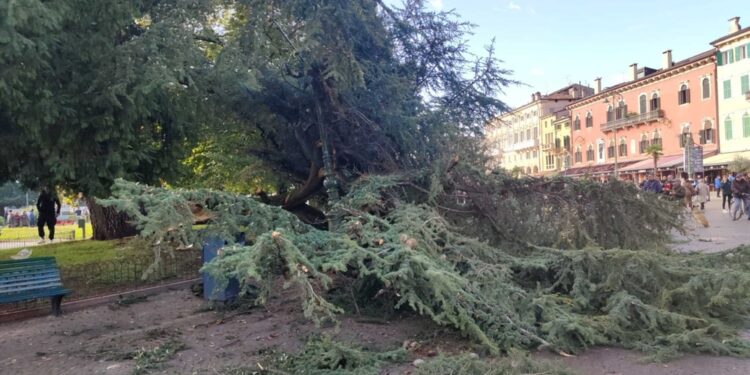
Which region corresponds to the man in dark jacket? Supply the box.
[36,186,61,243]
[730,173,750,221]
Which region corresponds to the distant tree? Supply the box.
[0,0,216,238]
[0,182,35,212]
[729,156,750,174]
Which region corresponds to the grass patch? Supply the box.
[0,223,93,240]
[0,239,141,267]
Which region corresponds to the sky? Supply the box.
[408,0,747,108]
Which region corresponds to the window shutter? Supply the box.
[716,51,723,66]
[744,116,750,137]
[725,119,733,140]
[737,47,743,61]
[724,80,732,98]
[686,89,690,103]
[699,130,705,144]
[741,75,750,94]
[729,50,735,63]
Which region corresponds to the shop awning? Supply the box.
[703,150,750,167]
[563,160,639,177]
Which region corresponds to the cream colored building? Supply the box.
[540,111,572,175]
[710,17,750,161]
[486,84,592,175]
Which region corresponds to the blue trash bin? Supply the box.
[202,236,241,302]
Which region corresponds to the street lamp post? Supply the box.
[603,93,624,179]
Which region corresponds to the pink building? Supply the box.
[565,50,718,181]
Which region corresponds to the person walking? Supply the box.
[695,178,710,210]
[36,186,61,243]
[714,175,722,198]
[730,173,750,221]
[721,176,733,213]
[642,174,662,194]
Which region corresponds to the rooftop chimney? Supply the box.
[729,17,741,33]
[594,78,601,94]
[629,63,638,81]
[662,50,672,69]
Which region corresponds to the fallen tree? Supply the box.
[101,161,750,360]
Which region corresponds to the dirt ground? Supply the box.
[1,289,749,375]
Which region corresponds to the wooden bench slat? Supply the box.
[0,282,64,295]
[0,277,63,292]
[0,257,57,267]
[0,269,61,279]
[0,262,59,271]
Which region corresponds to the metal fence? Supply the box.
[0,249,202,315]
[0,230,77,250]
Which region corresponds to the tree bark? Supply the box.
[87,197,138,240]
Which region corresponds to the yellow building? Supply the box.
[540,111,572,175]
[486,84,592,176]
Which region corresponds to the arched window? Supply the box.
[526,167,531,174]
[650,93,660,110]
[606,105,614,122]
[607,140,615,158]
[678,84,690,105]
[585,112,593,127]
[639,94,647,114]
[725,117,733,140]
[679,125,691,147]
[744,113,750,138]
[639,134,649,153]
[700,120,713,144]
[575,146,582,163]
[532,166,539,174]
[652,129,662,146]
[586,145,595,161]
[701,77,711,99]
[618,138,627,157]
[616,101,627,120]
[573,115,581,130]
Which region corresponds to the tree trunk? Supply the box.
[87,197,138,240]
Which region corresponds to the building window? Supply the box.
[639,135,649,153]
[652,130,662,146]
[724,80,732,99]
[738,45,747,61]
[702,77,710,99]
[744,114,750,138]
[639,94,647,114]
[722,50,730,64]
[554,137,561,149]
[700,120,713,144]
[597,141,604,160]
[563,136,570,148]
[618,139,627,157]
[742,75,749,95]
[606,106,614,122]
[607,141,615,158]
[679,127,691,148]
[585,113,593,127]
[678,84,690,105]
[650,93,660,111]
[575,147,582,163]
[586,146,594,161]
[533,127,538,139]
[573,115,581,130]
[725,117,733,140]
[526,129,531,140]
[615,101,627,119]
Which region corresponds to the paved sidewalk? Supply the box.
[672,194,750,253]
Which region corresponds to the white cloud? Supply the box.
[508,1,521,11]
[429,0,444,10]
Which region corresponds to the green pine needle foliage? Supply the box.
[102,168,750,360]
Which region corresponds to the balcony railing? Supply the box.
[507,138,539,151]
[541,142,553,150]
[601,109,664,132]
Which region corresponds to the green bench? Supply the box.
[0,257,70,316]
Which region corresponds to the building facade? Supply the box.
[540,110,571,175]
[486,84,592,176]
[707,17,750,166]
[565,49,718,180]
